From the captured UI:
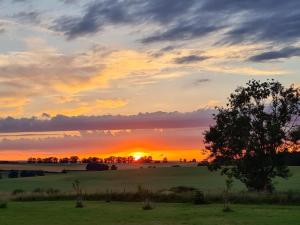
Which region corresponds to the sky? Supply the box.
[0,0,299,160]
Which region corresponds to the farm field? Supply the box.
[1,166,300,194]
[1,201,300,225]
[0,162,198,172]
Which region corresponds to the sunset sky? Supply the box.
[0,0,299,160]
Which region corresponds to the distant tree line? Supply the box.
[27,156,169,164]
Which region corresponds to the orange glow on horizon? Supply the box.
[131,151,147,161]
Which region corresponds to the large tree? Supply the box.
[204,80,300,192]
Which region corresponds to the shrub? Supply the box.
[8,170,19,178]
[86,163,109,171]
[20,170,35,177]
[32,188,45,193]
[36,170,45,176]
[0,202,7,209]
[194,191,205,204]
[169,186,197,193]
[111,165,118,170]
[12,189,25,195]
[46,188,60,195]
[73,180,84,208]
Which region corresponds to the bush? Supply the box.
[194,191,205,204]
[12,189,25,195]
[36,170,45,176]
[111,165,118,170]
[32,188,44,193]
[20,170,45,177]
[20,170,36,177]
[8,170,19,178]
[86,163,109,171]
[169,186,197,193]
[46,188,60,195]
[0,202,7,209]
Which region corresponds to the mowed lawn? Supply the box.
[1,201,300,225]
[1,166,300,193]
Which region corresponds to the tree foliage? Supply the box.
[204,80,300,192]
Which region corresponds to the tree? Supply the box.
[70,156,79,164]
[204,80,300,192]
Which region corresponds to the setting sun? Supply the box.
[132,152,147,161]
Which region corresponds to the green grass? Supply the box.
[0,201,300,225]
[1,167,300,194]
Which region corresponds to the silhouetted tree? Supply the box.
[70,156,79,164]
[205,80,300,192]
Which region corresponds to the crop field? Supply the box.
[1,166,300,194]
[1,201,300,225]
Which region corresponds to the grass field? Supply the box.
[1,166,300,194]
[1,201,300,225]
[0,162,198,172]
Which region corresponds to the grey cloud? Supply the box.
[151,45,179,58]
[0,109,215,133]
[60,0,79,4]
[141,23,221,43]
[53,0,203,40]
[224,13,300,45]
[42,0,300,47]
[53,0,134,39]
[194,78,211,85]
[174,55,209,64]
[0,127,206,152]
[13,11,41,24]
[249,47,300,62]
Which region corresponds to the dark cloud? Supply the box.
[194,78,211,85]
[0,109,215,133]
[60,0,79,4]
[52,0,203,40]
[249,47,300,62]
[151,45,179,57]
[174,55,209,64]
[141,23,221,43]
[224,14,300,44]
[53,0,132,39]
[13,11,41,24]
[31,0,300,55]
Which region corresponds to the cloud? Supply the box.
[13,11,41,24]
[0,109,215,133]
[174,55,209,64]
[60,0,79,4]
[52,0,133,39]
[193,78,211,86]
[141,23,222,43]
[0,127,207,161]
[0,97,29,117]
[249,47,300,62]
[50,0,300,47]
